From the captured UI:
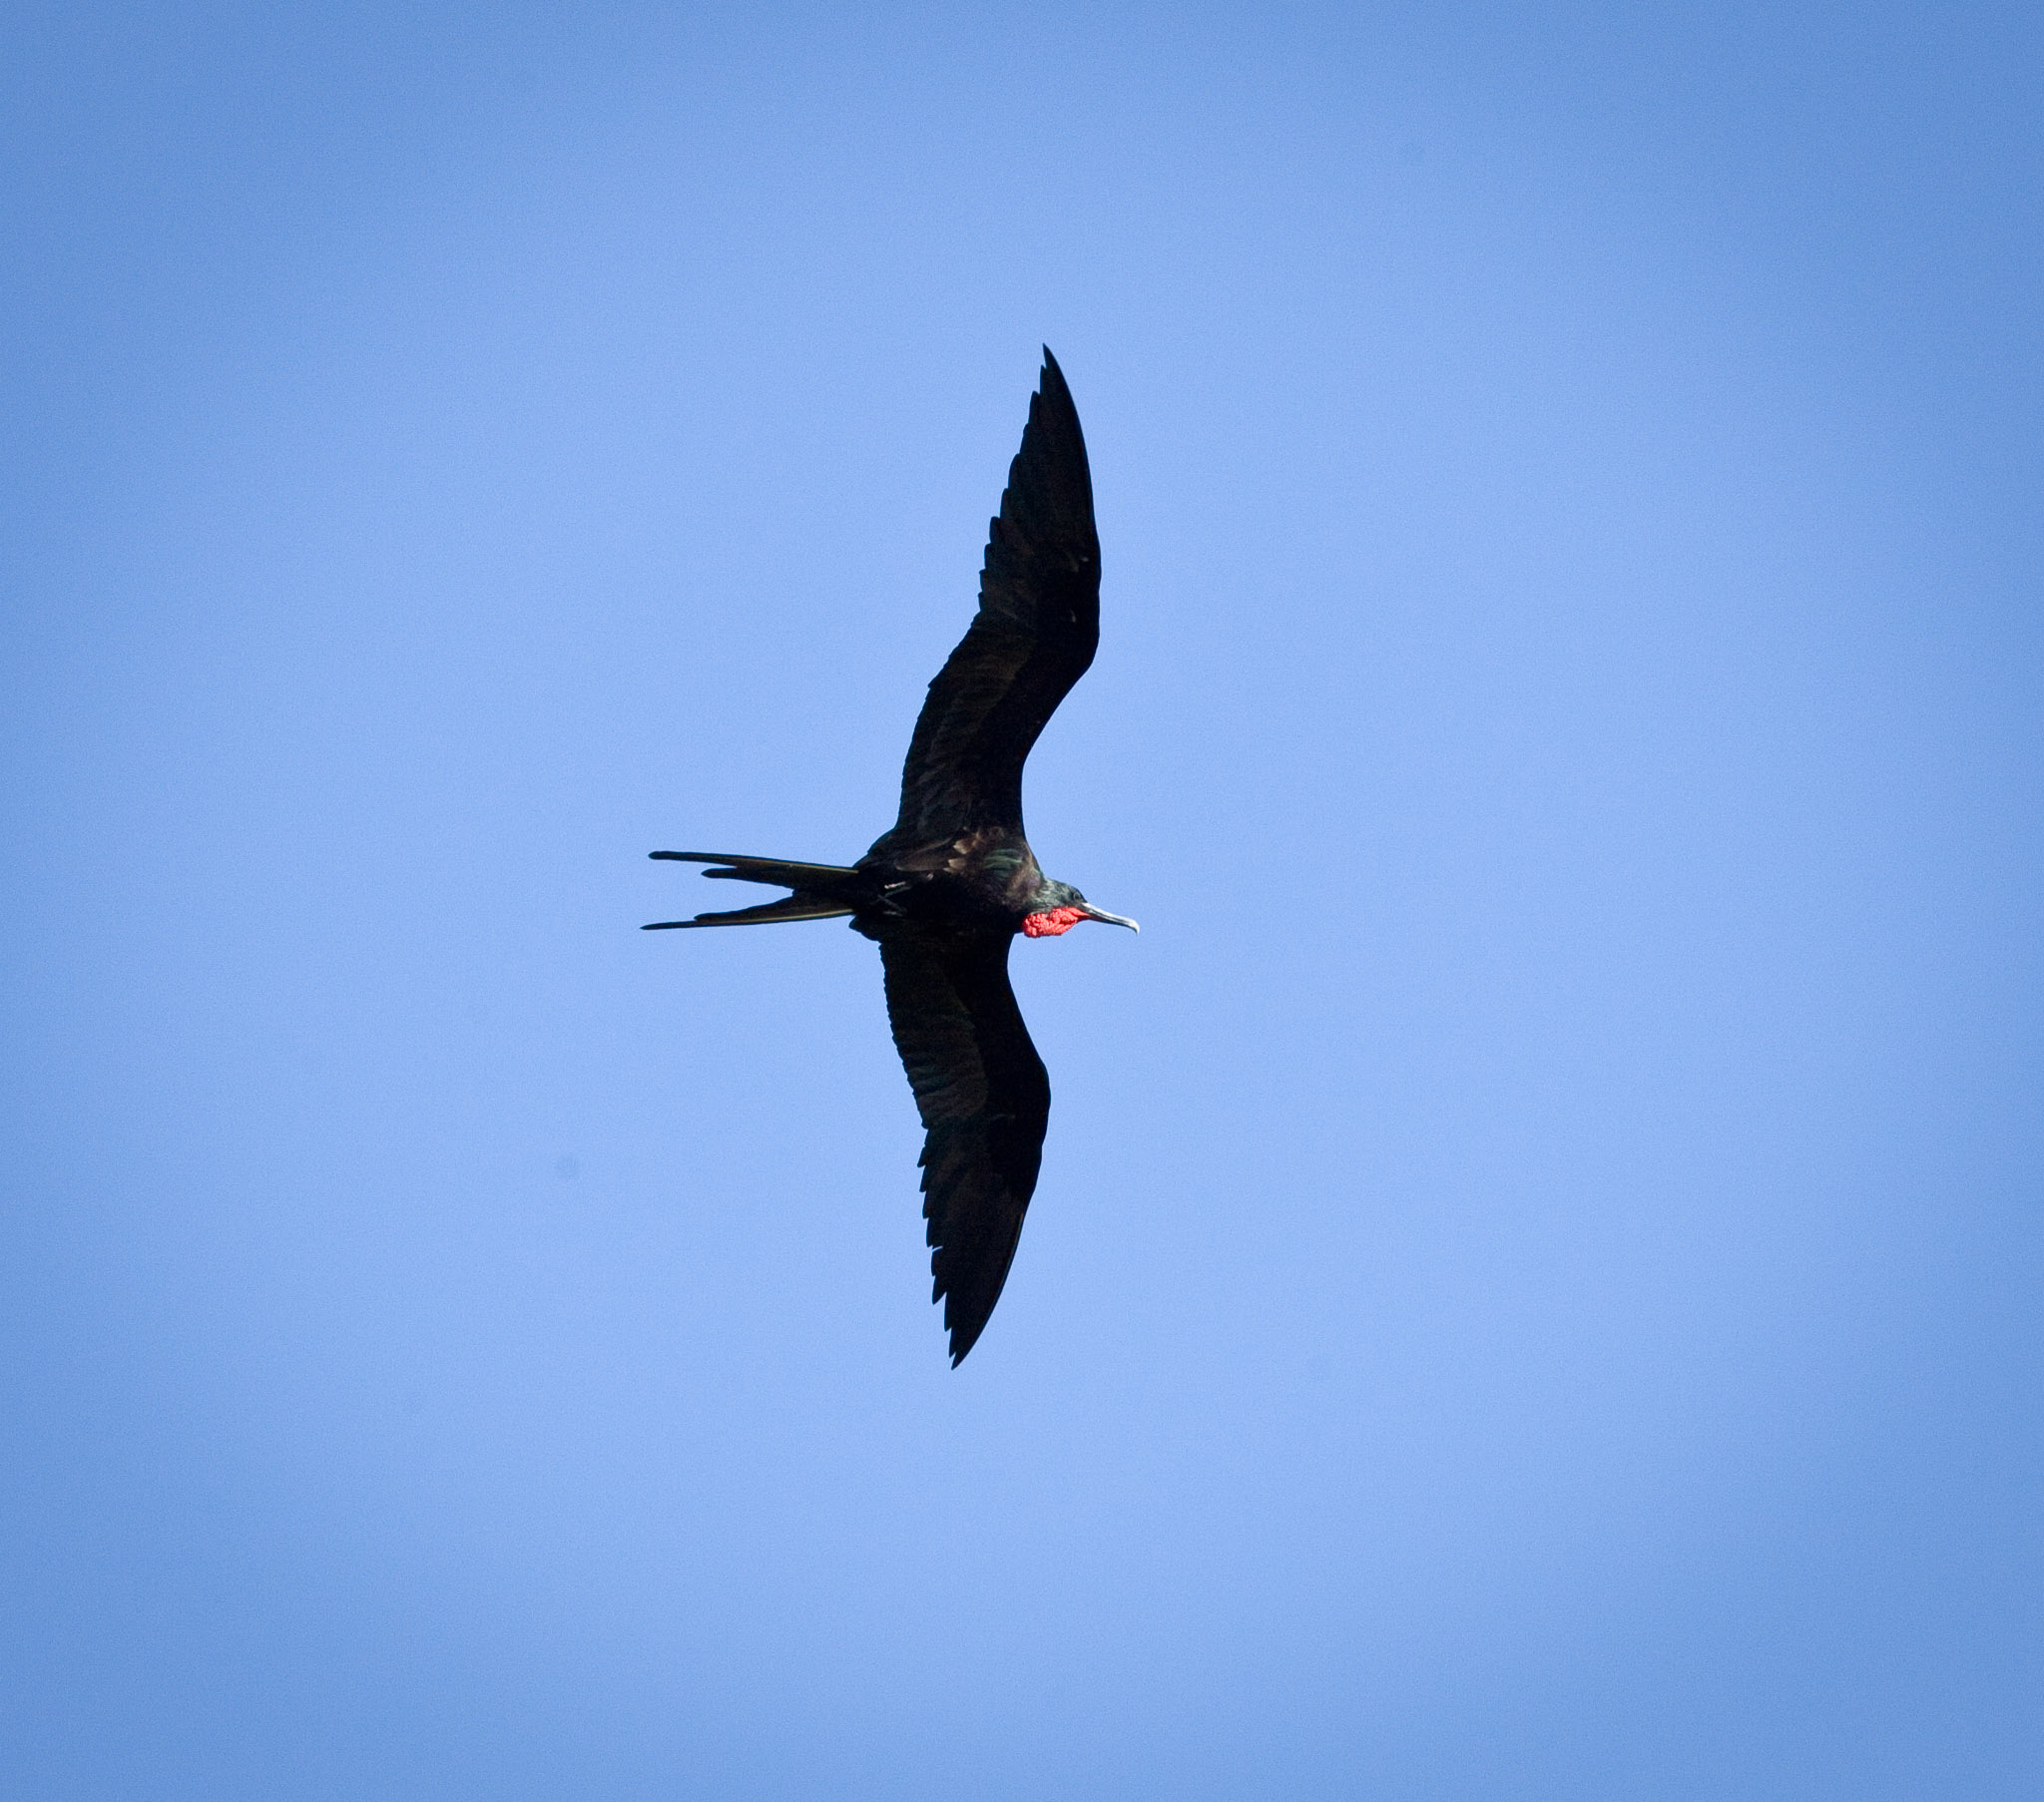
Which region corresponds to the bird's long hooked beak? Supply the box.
[1079,903,1140,933]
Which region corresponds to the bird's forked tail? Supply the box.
[643,851,863,930]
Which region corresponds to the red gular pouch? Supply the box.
[1021,905,1088,938]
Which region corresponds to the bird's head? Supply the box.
[1020,879,1140,938]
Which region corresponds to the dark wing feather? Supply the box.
[880,348,1099,849]
[877,929,1051,1364]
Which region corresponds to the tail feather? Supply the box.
[645,849,865,931]
[650,851,860,891]
[644,892,855,930]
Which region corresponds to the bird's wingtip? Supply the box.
[946,1312,990,1366]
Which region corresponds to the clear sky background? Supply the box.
[4,4,2040,1796]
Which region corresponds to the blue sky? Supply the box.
[4,4,2040,1796]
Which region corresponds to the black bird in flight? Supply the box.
[646,349,1136,1365]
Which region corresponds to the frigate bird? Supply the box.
[645,349,1136,1365]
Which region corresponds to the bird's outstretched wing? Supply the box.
[876,928,1052,1364]
[879,348,1099,850]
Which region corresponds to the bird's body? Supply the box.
[647,350,1134,1364]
